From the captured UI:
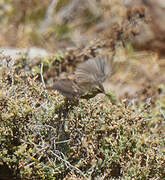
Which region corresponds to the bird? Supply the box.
[50,55,114,100]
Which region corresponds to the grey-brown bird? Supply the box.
[51,55,113,99]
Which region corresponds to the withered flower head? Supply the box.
[52,55,113,99]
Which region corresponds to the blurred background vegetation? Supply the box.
[0,0,126,50]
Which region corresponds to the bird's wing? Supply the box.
[75,55,112,84]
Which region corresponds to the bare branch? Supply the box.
[50,150,88,179]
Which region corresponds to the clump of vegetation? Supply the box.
[0,57,164,179]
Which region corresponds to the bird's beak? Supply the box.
[97,84,105,93]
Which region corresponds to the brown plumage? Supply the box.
[51,55,113,99]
